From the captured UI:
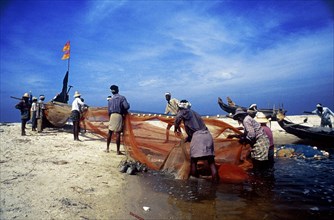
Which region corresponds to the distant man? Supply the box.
[31,97,38,131]
[15,92,31,136]
[106,85,130,154]
[164,92,179,143]
[312,103,334,128]
[36,95,46,133]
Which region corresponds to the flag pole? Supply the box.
[67,52,70,73]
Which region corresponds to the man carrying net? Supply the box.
[174,100,220,183]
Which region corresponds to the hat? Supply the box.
[73,91,81,97]
[255,112,269,124]
[110,85,119,93]
[32,97,37,101]
[23,93,29,98]
[165,92,171,96]
[178,100,191,109]
[232,107,247,120]
[39,95,45,100]
[249,104,257,110]
[316,103,322,108]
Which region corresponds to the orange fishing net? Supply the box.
[82,107,252,182]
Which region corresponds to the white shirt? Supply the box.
[72,97,84,111]
[31,102,37,111]
[312,107,334,120]
[165,98,179,115]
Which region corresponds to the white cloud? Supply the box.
[85,0,127,24]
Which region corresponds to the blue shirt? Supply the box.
[108,94,130,115]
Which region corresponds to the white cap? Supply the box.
[249,104,257,109]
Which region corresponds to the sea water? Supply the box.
[125,146,334,220]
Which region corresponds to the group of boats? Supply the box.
[218,97,334,144]
[43,72,334,145]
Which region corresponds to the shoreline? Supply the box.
[0,115,329,219]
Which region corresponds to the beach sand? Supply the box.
[0,115,323,219]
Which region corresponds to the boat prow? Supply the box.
[276,112,334,144]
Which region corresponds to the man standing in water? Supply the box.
[15,92,31,136]
[106,85,130,154]
[164,92,179,143]
[174,100,219,183]
[230,108,270,171]
[311,103,334,128]
[255,112,274,166]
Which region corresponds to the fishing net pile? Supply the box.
[81,107,252,182]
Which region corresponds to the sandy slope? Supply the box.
[0,123,129,219]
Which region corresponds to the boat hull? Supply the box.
[218,97,286,121]
[44,102,71,127]
[278,119,334,143]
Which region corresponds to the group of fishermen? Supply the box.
[15,88,333,183]
[164,93,334,182]
[165,93,275,182]
[15,93,46,136]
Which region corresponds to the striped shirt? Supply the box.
[242,115,266,142]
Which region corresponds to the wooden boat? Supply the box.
[218,97,286,120]
[44,71,72,127]
[44,101,71,127]
[276,113,334,143]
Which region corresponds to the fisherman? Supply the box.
[30,97,38,131]
[164,92,179,143]
[255,112,274,166]
[229,108,270,171]
[311,104,334,128]
[71,91,85,141]
[36,95,46,133]
[247,103,258,118]
[15,92,32,136]
[106,85,130,154]
[174,100,219,183]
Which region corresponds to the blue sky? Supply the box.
[1,0,333,122]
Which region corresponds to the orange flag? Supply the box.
[62,41,70,51]
[62,50,70,60]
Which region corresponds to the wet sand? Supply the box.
[0,115,327,219]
